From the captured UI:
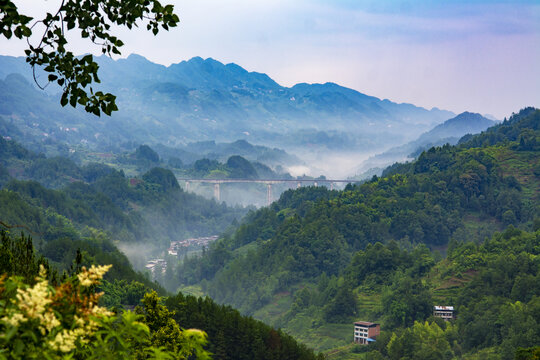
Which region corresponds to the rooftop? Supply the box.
[354,321,379,327]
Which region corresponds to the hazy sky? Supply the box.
[1,0,539,118]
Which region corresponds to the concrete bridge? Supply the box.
[178,178,354,205]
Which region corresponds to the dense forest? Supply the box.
[0,117,328,358]
[1,107,538,359]
[345,226,540,359]
[174,108,539,358]
[0,231,322,359]
[0,135,247,247]
[108,143,293,181]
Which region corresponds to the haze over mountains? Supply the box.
[355,112,499,178]
[0,54,454,156]
[78,54,456,148]
[0,54,508,180]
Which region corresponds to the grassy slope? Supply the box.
[489,147,539,201]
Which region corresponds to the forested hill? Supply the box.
[0,137,248,283]
[154,139,302,169]
[0,117,325,360]
[175,107,539,357]
[458,106,539,148]
[0,136,329,357]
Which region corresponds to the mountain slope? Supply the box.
[0,229,325,360]
[154,139,302,168]
[174,108,539,355]
[0,137,249,282]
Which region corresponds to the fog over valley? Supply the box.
[0,54,464,188]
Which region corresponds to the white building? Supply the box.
[354,321,380,345]
[433,306,455,320]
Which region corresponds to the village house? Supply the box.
[354,321,380,345]
[145,259,167,279]
[433,306,455,320]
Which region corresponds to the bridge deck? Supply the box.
[177,178,355,184]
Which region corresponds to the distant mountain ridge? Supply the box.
[0,54,454,153]
[416,111,497,144]
[354,111,498,177]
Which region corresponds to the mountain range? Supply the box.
[0,54,454,155]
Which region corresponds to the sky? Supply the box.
[1,0,539,119]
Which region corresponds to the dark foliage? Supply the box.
[166,292,324,360]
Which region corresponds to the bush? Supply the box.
[0,264,209,359]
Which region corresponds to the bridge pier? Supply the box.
[267,184,272,206]
[185,181,190,192]
[297,182,301,189]
[330,182,334,191]
[214,183,221,202]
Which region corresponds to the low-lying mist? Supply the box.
[183,182,298,208]
[286,149,381,179]
[179,149,388,208]
[117,241,162,271]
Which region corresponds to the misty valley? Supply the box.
[0,3,539,358]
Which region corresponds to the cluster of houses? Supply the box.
[143,236,218,280]
[354,305,455,345]
[167,235,218,256]
[145,258,167,278]
[143,236,219,279]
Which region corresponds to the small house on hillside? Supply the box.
[354,321,380,345]
[433,306,455,320]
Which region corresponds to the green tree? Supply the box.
[136,291,210,359]
[0,230,54,284]
[382,275,433,328]
[323,283,357,322]
[0,263,194,359]
[0,0,179,115]
[387,321,455,360]
[515,346,540,360]
[142,167,180,193]
[502,209,517,225]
